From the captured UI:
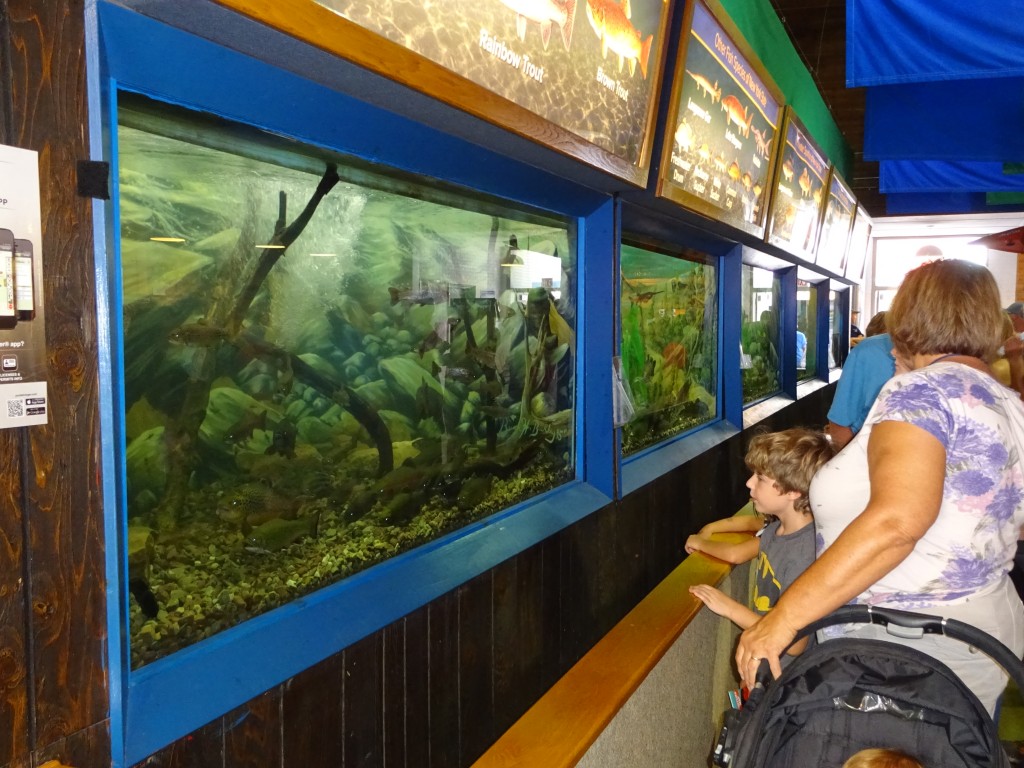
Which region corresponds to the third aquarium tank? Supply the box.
[619,242,717,456]
[117,96,577,667]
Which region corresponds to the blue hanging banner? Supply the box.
[864,78,1024,161]
[848,0,1024,86]
[880,160,1024,194]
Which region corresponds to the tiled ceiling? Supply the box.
[767,0,887,218]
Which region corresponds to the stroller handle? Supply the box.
[793,604,1024,696]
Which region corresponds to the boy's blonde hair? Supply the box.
[744,428,835,514]
[842,748,923,768]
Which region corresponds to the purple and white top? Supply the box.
[810,362,1024,609]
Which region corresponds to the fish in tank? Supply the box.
[116,95,577,667]
[619,242,717,456]
[740,263,781,403]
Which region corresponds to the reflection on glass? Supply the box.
[118,99,576,667]
[619,244,718,456]
[797,280,816,380]
[741,264,781,403]
[827,290,841,369]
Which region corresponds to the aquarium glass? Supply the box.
[117,100,577,667]
[828,289,840,369]
[740,264,781,403]
[796,279,816,380]
[619,243,718,456]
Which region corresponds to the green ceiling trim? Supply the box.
[987,192,1024,205]
[716,0,853,181]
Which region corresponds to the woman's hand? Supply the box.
[735,610,798,689]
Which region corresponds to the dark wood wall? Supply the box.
[0,2,111,768]
[0,3,835,767]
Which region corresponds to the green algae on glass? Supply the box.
[117,97,576,667]
[619,243,718,456]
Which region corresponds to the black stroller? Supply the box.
[713,606,1024,768]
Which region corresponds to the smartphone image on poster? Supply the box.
[0,229,16,330]
[14,238,35,321]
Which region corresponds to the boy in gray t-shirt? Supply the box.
[685,428,834,660]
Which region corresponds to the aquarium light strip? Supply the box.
[149,236,185,243]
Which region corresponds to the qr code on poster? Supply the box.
[6,399,23,419]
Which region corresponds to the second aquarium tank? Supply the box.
[117,95,577,667]
[619,242,718,456]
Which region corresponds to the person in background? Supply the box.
[736,259,1024,717]
[795,327,808,370]
[1007,301,1024,334]
[864,311,887,338]
[850,309,864,340]
[826,328,896,450]
[686,429,835,663]
[842,748,923,768]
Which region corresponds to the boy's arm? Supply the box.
[698,515,763,536]
[689,585,759,629]
[685,534,760,564]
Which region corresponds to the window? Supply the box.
[796,279,816,379]
[619,243,718,455]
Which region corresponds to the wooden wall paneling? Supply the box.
[0,14,25,762]
[556,510,601,667]
[281,649,344,767]
[381,617,408,768]
[426,590,460,768]
[0,433,28,765]
[224,689,282,768]
[457,572,493,765]
[642,471,685,592]
[131,716,224,768]
[400,608,430,766]
[343,632,384,767]
[6,0,109,764]
[491,538,560,737]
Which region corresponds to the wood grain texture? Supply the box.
[281,650,344,767]
[5,2,109,767]
[225,690,281,768]
[132,717,224,768]
[343,632,384,767]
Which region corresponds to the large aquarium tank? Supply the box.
[618,243,718,456]
[796,278,816,379]
[117,96,577,667]
[740,264,781,403]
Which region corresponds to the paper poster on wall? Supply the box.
[0,144,47,428]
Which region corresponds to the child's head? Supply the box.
[744,428,835,515]
[842,748,923,768]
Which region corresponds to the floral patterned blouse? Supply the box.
[810,362,1024,608]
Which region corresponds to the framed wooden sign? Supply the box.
[764,107,830,262]
[212,0,673,185]
[656,0,783,238]
[815,168,856,276]
[845,205,872,283]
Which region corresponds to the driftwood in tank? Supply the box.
[154,164,353,531]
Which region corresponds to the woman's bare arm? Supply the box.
[735,420,945,685]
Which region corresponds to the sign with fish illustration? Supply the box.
[657,0,783,238]
[211,0,671,183]
[764,107,829,262]
[844,206,872,283]
[814,168,856,276]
